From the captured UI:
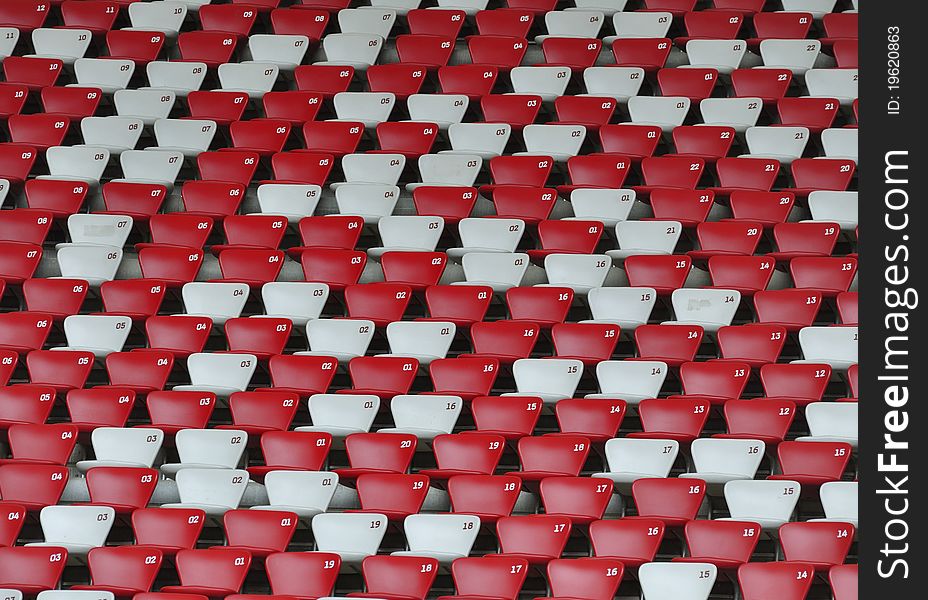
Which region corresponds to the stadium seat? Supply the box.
[487,515,572,566]
[333,432,418,480]
[2,423,78,466]
[779,521,854,572]
[629,477,706,527]
[586,360,667,405]
[510,435,590,483]
[447,474,522,524]
[0,464,69,512]
[85,467,159,514]
[628,398,710,445]
[392,514,480,565]
[427,357,499,401]
[71,546,162,597]
[25,350,94,393]
[438,556,528,600]
[311,512,388,566]
[768,441,851,489]
[418,433,505,481]
[638,562,717,600]
[160,548,252,597]
[254,470,338,520]
[0,547,68,595]
[737,562,815,600]
[161,469,251,517]
[173,353,257,398]
[466,395,541,441]
[378,394,462,440]
[131,508,206,557]
[27,505,114,558]
[593,438,679,495]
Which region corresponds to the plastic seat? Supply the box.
[0,464,68,512]
[505,358,584,403]
[657,67,718,102]
[160,548,251,598]
[796,402,857,449]
[484,515,572,567]
[460,320,538,365]
[437,556,528,600]
[628,398,710,445]
[2,423,78,466]
[829,563,857,600]
[510,435,590,484]
[584,360,666,405]
[161,469,251,517]
[84,466,158,514]
[392,513,479,565]
[530,219,603,261]
[592,438,678,495]
[680,437,764,496]
[633,324,702,367]
[245,430,332,482]
[612,38,671,72]
[70,546,162,597]
[291,393,378,440]
[0,144,37,186]
[24,350,94,394]
[159,428,248,476]
[444,122,512,160]
[505,286,572,329]
[0,547,68,595]
[0,385,56,430]
[758,39,820,75]
[446,474,521,525]
[351,473,430,522]
[0,209,53,246]
[737,562,815,600]
[221,317,291,360]
[112,89,174,126]
[0,501,27,547]
[100,350,172,396]
[27,505,114,557]
[8,114,69,151]
[3,57,63,92]
[250,468,338,520]
[638,562,717,600]
[263,551,340,599]
[171,352,256,398]
[537,476,613,526]
[672,519,761,570]
[436,65,498,103]
[217,62,279,100]
[106,30,165,65]
[467,35,528,70]
[789,256,856,298]
[418,286,492,330]
[217,391,299,436]
[793,326,857,372]
[53,314,129,358]
[541,37,602,71]
[462,395,540,441]
[676,361,750,406]
[629,477,706,528]
[768,440,851,490]
[706,255,775,296]
[131,508,206,557]
[0,350,16,388]
[779,522,854,572]
[338,356,418,401]
[666,288,741,333]
[220,509,297,558]
[311,512,388,566]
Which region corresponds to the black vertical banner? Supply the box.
[861,2,924,597]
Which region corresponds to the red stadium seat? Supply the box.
[72,546,163,596]
[140,214,214,251]
[353,473,430,521]
[375,122,438,159]
[221,509,297,557]
[528,220,603,260]
[413,186,478,224]
[300,248,366,291]
[270,8,329,41]
[467,35,528,70]
[426,357,499,402]
[212,215,287,254]
[366,64,426,100]
[488,515,572,566]
[678,10,744,44]
[599,124,661,161]
[779,521,855,572]
[223,317,292,360]
[624,256,692,296]
[632,324,702,367]
[227,120,291,157]
[707,255,776,296]
[177,32,237,67]
[829,564,858,600]
[421,285,493,328]
[60,1,119,35]
[333,432,418,481]
[676,360,751,405]
[506,287,573,329]
[769,222,840,261]
[102,350,174,395]
[419,433,505,481]
[737,561,815,600]
[439,65,499,100]
[590,518,665,567]
[492,186,557,225]
[481,94,542,130]
[554,96,616,132]
[339,357,419,399]
[557,155,630,196]
[2,423,77,466]
[551,323,619,366]
[789,256,857,297]
[612,38,672,72]
[41,86,103,119]
[673,519,760,569]
[0,501,25,547]
[100,279,166,321]
[760,362,831,406]
[8,114,69,151]
[395,34,454,70]
[727,191,795,228]
[246,431,332,480]
[144,391,217,436]
[688,221,761,260]
[349,555,438,600]
[551,398,625,444]
[295,66,354,99]
[837,291,858,326]
[25,350,94,393]
[182,181,247,220]
[0,350,16,387]
[715,324,786,368]
[715,398,796,449]
[187,93,249,127]
[475,9,534,38]
[138,247,205,288]
[749,11,812,45]
[262,91,324,125]
[216,248,285,288]
[85,467,159,514]
[783,159,856,197]
[160,548,252,597]
[0,83,28,120]
[259,354,336,399]
[628,477,706,527]
[710,0,765,14]
[512,435,590,482]
[465,395,543,441]
[0,463,68,511]
[25,179,88,218]
[0,209,53,245]
[636,157,705,195]
[199,4,256,38]
[144,316,212,359]
[407,8,466,37]
[66,388,134,433]
[0,311,52,355]
[657,67,718,102]
[0,143,38,186]
[270,151,335,185]
[265,552,340,599]
[539,557,623,600]
[439,556,529,600]
[539,476,613,525]
[710,158,780,196]
[2,57,63,92]
[345,283,412,327]
[292,216,364,253]
[107,30,165,64]
[461,320,539,365]
[778,97,839,133]
[101,182,168,221]
[217,390,299,435]
[0,546,68,595]
[0,1,48,32]
[648,189,714,227]
[628,397,711,444]
[489,155,552,189]
[447,475,522,524]
[670,126,735,163]
[541,37,602,70]
[381,251,447,291]
[833,40,858,68]
[730,68,792,104]
[752,289,822,333]
[768,441,852,488]
[132,508,206,557]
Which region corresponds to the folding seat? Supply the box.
[392,513,480,565]
[768,222,840,262]
[160,469,251,516]
[332,92,396,129]
[8,115,69,152]
[592,437,678,496]
[125,0,186,36]
[2,423,77,466]
[510,67,573,103]
[628,477,706,527]
[725,191,794,229]
[216,391,299,436]
[581,68,646,106]
[260,92,324,127]
[98,280,164,322]
[255,184,321,223]
[219,509,297,558]
[183,93,247,130]
[250,554,338,600]
[529,219,603,261]
[292,67,352,102]
[199,4,256,38]
[143,391,215,437]
[210,215,287,254]
[368,215,443,258]
[566,188,635,229]
[553,96,616,134]
[779,521,854,572]
[707,255,775,296]
[222,317,292,360]
[445,474,521,526]
[758,39,821,75]
[836,291,858,327]
[292,393,378,440]
[549,323,619,366]
[69,546,162,598]
[442,122,512,161]
[789,256,857,297]
[0,547,67,595]
[677,10,744,44]
[406,7,466,37]
[374,121,438,159]
[738,562,816,600]
[436,65,498,102]
[380,251,447,291]
[536,9,604,41]
[821,128,858,163]
[60,213,132,250]
[216,62,280,100]
[151,119,217,158]
[269,151,335,187]
[466,35,528,70]
[448,219,526,262]
[418,286,492,330]
[676,361,750,405]
[636,158,705,197]
[699,98,763,133]
[807,190,858,232]
[455,252,529,292]
[258,354,335,399]
[612,38,672,73]
[252,470,336,520]
[84,467,159,514]
[71,58,134,95]
[806,69,858,107]
[673,519,761,570]
[537,476,613,527]
[628,398,711,445]
[516,124,587,162]
[223,121,291,158]
[680,437,765,496]
[713,324,786,368]
[713,399,795,450]
[768,440,851,489]
[474,7,533,36]
[159,548,251,597]
[730,68,792,105]
[299,319,375,364]
[54,314,130,358]
[479,94,542,131]
[311,512,388,566]
[76,427,164,471]
[438,556,529,600]
[2,57,63,92]
[412,433,502,482]
[244,430,333,481]
[0,385,56,429]
[623,255,691,297]
[796,402,858,448]
[486,156,552,192]
[485,514,572,567]
[639,562,718,600]
[666,288,741,334]
[270,7,329,40]
[777,98,839,135]
[78,116,144,155]
[349,555,439,600]
[751,289,822,333]
[829,563,858,600]
[107,30,165,65]
[116,149,184,190]
[172,352,257,398]
[395,34,455,70]
[27,505,114,557]
[381,322,456,366]
[339,356,420,400]
[215,248,285,288]
[0,83,28,122]
[686,222,760,262]
[809,480,858,529]
[549,397,625,444]
[461,396,541,442]
[540,253,612,296]
[60,1,118,36]
[0,464,68,512]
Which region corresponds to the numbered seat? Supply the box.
[675,361,750,406]
[0,547,68,595]
[161,469,251,517]
[627,398,710,445]
[216,391,299,437]
[160,548,252,597]
[779,522,855,572]
[54,314,131,357]
[629,477,706,528]
[719,479,801,531]
[0,464,69,512]
[254,471,338,520]
[27,505,114,558]
[592,438,678,496]
[796,402,858,449]
[465,396,541,441]
[793,326,857,372]
[638,562,717,600]
[246,431,332,481]
[421,286,493,329]
[768,441,851,489]
[486,515,572,566]
[666,289,740,333]
[2,423,77,467]
[85,467,159,515]
[220,509,297,558]
[511,435,590,483]
[437,556,528,600]
[505,358,585,403]
[70,546,162,597]
[131,508,206,557]
[737,562,815,600]
[311,512,388,566]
